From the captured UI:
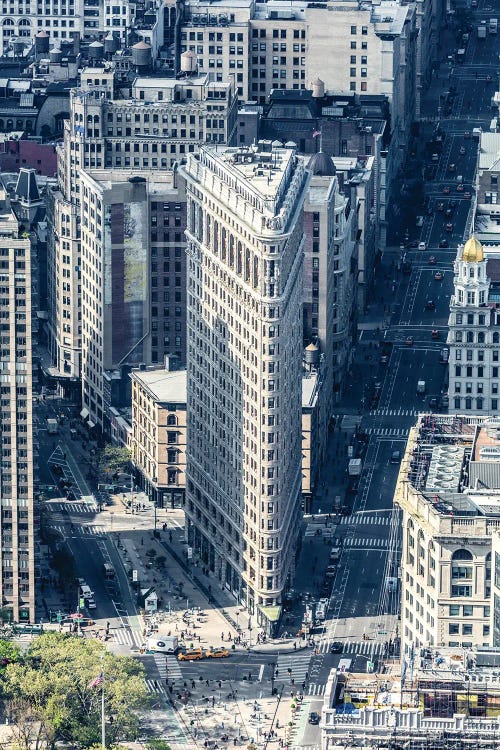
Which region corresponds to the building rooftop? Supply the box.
[131,367,187,404]
[478,131,500,171]
[396,414,500,522]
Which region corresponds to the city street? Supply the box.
[290,6,499,746]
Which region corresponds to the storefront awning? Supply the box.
[258,605,282,623]
[80,408,89,419]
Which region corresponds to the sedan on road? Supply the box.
[309,712,320,725]
[330,642,343,654]
[425,300,436,311]
[435,271,444,281]
[428,256,436,265]
[439,239,449,248]
[405,336,414,346]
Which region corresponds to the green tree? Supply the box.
[2,632,149,748]
[98,445,131,480]
[146,741,172,750]
[0,639,20,666]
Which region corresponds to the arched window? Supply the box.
[167,414,177,426]
[452,549,473,561]
[478,332,485,343]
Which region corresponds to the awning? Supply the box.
[258,605,282,623]
[87,421,96,429]
[80,408,89,419]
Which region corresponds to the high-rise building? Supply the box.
[447,237,498,415]
[47,69,236,401]
[0,181,36,623]
[182,144,308,625]
[78,168,186,432]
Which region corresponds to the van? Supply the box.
[416,216,424,227]
[102,563,115,580]
[80,584,93,600]
[417,380,426,395]
[390,451,401,464]
[440,348,449,364]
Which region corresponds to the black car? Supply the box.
[309,712,320,725]
[425,300,436,310]
[439,239,449,248]
[330,642,343,654]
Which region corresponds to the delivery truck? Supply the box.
[47,418,58,434]
[147,636,179,653]
[478,24,487,39]
[489,18,497,34]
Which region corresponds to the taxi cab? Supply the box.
[178,648,204,661]
[205,647,230,659]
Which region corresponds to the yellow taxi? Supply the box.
[178,648,204,661]
[205,647,230,659]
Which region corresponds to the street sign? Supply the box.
[187,546,193,560]
[132,570,138,582]
[378,631,387,635]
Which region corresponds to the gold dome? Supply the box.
[462,235,484,262]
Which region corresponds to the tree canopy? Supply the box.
[98,445,131,478]
[2,632,149,749]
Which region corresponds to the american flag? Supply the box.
[312,130,321,138]
[88,672,103,689]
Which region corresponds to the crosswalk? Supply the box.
[338,515,391,526]
[51,523,107,538]
[145,678,166,695]
[307,682,325,696]
[317,640,385,657]
[276,652,311,687]
[364,426,409,438]
[111,627,143,648]
[343,537,389,549]
[49,501,98,514]
[154,653,183,680]
[369,407,419,417]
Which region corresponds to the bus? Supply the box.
[102,563,115,580]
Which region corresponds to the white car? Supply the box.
[418,241,426,251]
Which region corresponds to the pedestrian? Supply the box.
[294,642,297,650]
[191,680,196,689]
[212,696,215,707]
[206,679,209,686]
[221,631,224,641]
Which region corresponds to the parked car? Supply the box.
[309,712,320,725]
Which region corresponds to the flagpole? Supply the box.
[101,654,105,750]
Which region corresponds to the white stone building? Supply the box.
[181,144,308,628]
[395,413,500,657]
[448,236,500,415]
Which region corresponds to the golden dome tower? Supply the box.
[462,235,484,263]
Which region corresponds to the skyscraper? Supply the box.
[182,144,308,626]
[0,181,36,623]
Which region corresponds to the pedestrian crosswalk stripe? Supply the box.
[145,678,166,695]
[343,537,389,548]
[276,652,311,685]
[317,640,385,656]
[364,427,409,437]
[338,515,390,526]
[110,627,143,648]
[307,683,325,696]
[155,653,182,680]
[369,407,418,417]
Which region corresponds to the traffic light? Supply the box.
[79,597,85,609]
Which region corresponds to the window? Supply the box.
[452,566,472,580]
[452,549,473,560]
[351,26,357,34]
[449,605,460,616]
[462,624,473,635]
[451,585,472,597]
[463,605,473,617]
[167,431,177,444]
[449,623,459,634]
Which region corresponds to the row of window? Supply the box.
[453,397,498,410]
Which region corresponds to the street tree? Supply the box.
[98,445,131,481]
[0,639,20,667]
[2,632,149,748]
